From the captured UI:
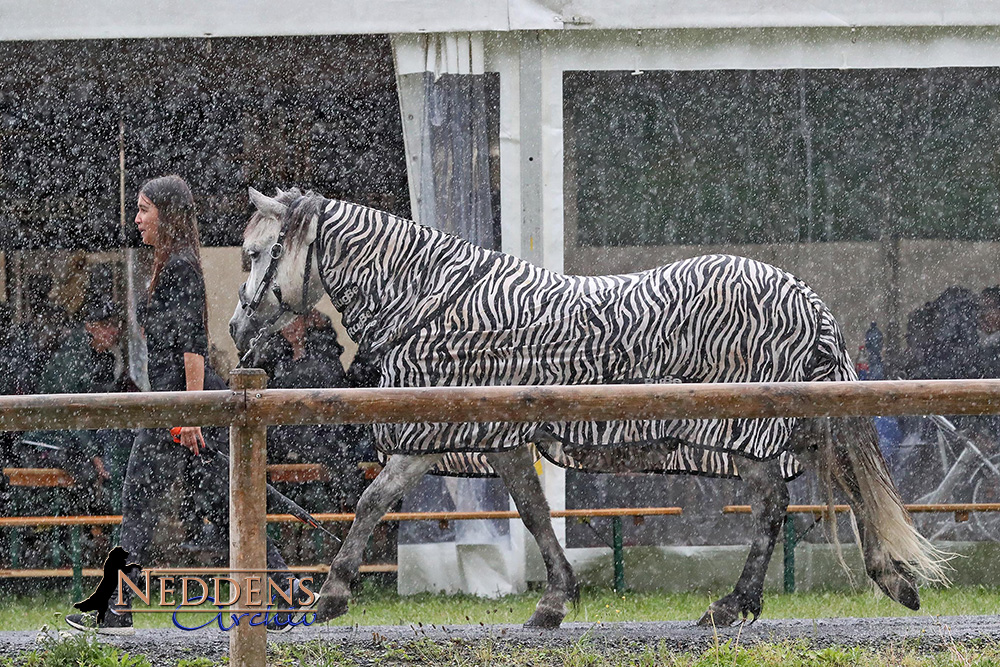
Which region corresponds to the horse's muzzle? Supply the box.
[229,316,253,355]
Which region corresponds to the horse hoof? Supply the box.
[697,607,729,627]
[314,594,349,624]
[697,592,757,627]
[524,604,565,629]
[897,584,920,611]
[875,564,920,611]
[697,607,738,627]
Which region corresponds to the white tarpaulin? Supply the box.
[393,33,495,249]
[392,32,524,597]
[5,1,1000,41]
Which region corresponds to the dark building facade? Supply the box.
[0,35,410,253]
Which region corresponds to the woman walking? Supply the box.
[67,175,295,634]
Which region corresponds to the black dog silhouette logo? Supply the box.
[73,546,141,623]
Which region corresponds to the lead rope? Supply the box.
[237,329,266,368]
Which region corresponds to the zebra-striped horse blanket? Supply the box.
[314,199,857,480]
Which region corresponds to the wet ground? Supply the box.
[2,615,1000,665]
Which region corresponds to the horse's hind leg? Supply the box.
[486,446,577,629]
[315,453,440,623]
[825,417,925,610]
[791,417,929,610]
[698,457,788,627]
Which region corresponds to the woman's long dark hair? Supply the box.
[140,175,210,336]
[140,175,204,292]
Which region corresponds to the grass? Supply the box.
[14,635,998,667]
[2,630,151,667]
[267,639,1000,667]
[1,582,999,631]
[9,633,1000,667]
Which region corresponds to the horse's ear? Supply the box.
[248,187,287,220]
[304,213,319,245]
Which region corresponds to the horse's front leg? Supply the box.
[698,458,788,627]
[487,446,577,629]
[315,453,440,623]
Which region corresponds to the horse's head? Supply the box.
[229,187,324,357]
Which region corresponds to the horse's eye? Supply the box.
[242,250,260,272]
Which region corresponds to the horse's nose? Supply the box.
[229,319,239,344]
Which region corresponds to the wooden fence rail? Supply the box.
[3,379,1000,432]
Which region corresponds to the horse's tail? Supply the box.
[806,303,949,602]
[827,417,950,587]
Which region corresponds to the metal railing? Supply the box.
[6,503,999,599]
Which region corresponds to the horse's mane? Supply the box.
[243,188,325,250]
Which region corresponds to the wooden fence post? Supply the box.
[229,369,267,667]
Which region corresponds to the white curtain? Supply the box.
[394,33,496,249]
[391,32,523,597]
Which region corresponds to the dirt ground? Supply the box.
[3,615,999,666]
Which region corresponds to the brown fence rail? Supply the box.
[3,379,1000,431]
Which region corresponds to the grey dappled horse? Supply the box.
[229,187,945,629]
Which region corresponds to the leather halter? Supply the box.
[237,212,316,367]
